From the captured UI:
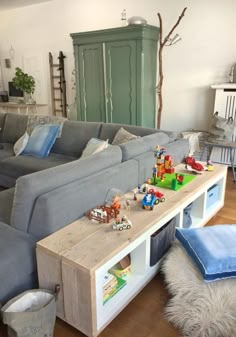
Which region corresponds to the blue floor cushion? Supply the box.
[176,225,236,281]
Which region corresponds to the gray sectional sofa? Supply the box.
[0,112,189,304]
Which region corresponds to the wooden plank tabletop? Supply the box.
[37,163,227,270]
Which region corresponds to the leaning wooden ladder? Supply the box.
[49,51,67,117]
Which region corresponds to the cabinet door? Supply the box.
[104,40,137,125]
[77,44,106,122]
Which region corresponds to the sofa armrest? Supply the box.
[0,221,37,304]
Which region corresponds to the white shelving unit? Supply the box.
[37,163,227,337]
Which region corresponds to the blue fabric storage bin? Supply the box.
[150,217,176,266]
[183,202,193,228]
[206,184,219,209]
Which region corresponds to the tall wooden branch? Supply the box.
[156,7,187,129]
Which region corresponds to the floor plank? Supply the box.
[0,169,235,337]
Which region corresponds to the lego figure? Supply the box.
[160,173,165,182]
[152,165,158,183]
[164,154,175,173]
[111,195,121,211]
[175,173,184,184]
[125,199,131,210]
[207,160,214,171]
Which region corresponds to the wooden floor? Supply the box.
[0,169,235,337]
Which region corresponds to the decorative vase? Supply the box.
[24,93,35,105]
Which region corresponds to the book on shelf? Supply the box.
[103,274,127,304]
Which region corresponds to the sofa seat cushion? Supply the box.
[0,143,14,161]
[0,153,76,181]
[0,188,15,224]
[0,222,37,304]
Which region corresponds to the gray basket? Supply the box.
[1,286,59,337]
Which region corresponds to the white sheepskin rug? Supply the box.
[161,242,236,337]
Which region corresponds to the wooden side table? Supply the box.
[200,141,236,181]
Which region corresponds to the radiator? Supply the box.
[210,84,236,165]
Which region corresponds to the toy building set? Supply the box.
[149,146,196,191]
[85,194,121,223]
[86,146,209,222]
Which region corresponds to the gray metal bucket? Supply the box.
[1,286,59,337]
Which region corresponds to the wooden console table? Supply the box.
[36,163,227,337]
[0,102,47,114]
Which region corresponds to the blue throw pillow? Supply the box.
[22,124,60,158]
[176,225,236,282]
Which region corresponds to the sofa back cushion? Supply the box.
[1,113,28,143]
[0,112,6,141]
[99,123,161,142]
[10,145,122,233]
[28,159,139,240]
[119,132,170,161]
[51,120,102,157]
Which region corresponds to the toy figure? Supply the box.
[125,199,131,210]
[112,215,132,230]
[152,165,157,182]
[139,184,148,193]
[111,195,121,211]
[164,154,175,173]
[160,173,165,182]
[207,160,214,171]
[176,173,184,184]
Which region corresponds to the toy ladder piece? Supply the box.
[49,51,67,117]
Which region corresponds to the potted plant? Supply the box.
[12,67,36,104]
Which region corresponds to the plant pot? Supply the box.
[24,93,35,105]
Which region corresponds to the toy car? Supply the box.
[149,189,165,203]
[142,193,157,210]
[112,216,132,231]
[142,189,165,210]
[185,156,204,171]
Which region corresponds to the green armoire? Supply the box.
[70,24,159,127]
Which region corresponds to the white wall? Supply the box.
[0,0,235,131]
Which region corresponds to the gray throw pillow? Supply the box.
[112,127,138,145]
[81,138,109,158]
